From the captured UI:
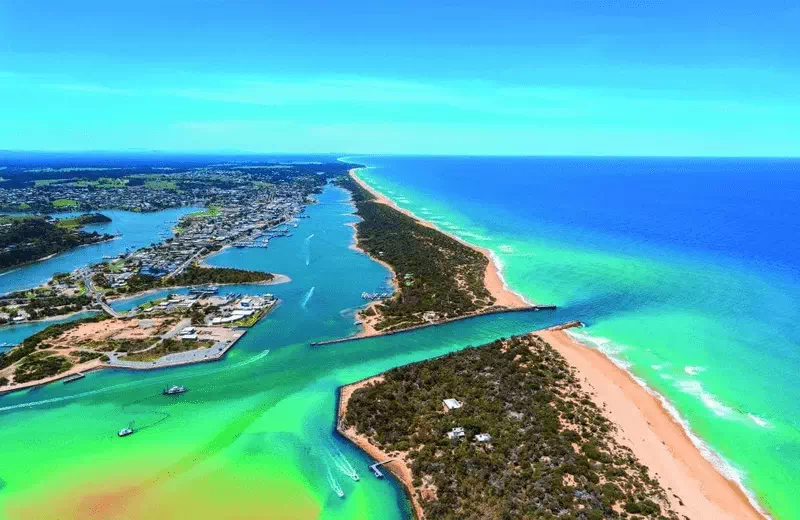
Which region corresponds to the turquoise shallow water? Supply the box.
[351,156,800,519]
[0,184,566,519]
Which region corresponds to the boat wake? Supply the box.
[0,349,271,413]
[326,465,345,498]
[305,234,315,266]
[301,287,315,309]
[328,445,359,482]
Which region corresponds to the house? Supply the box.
[447,427,465,440]
[475,433,492,443]
[443,398,462,411]
[423,311,438,322]
[180,327,196,335]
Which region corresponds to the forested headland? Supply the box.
[0,214,113,271]
[344,333,681,519]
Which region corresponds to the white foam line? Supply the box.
[565,329,772,519]
[486,249,533,306]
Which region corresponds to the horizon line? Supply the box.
[1,149,799,160]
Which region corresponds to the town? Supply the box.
[0,159,360,390]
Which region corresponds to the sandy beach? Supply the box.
[538,328,767,520]
[0,359,105,395]
[349,169,528,309]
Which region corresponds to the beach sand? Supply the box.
[538,328,766,520]
[337,325,768,520]
[349,169,528,309]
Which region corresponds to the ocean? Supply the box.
[350,155,800,518]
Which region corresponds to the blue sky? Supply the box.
[1,0,798,156]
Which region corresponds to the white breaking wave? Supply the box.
[566,329,771,518]
[498,244,514,253]
[747,413,771,428]
[674,380,734,418]
[684,365,707,376]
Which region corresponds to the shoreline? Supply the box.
[336,375,425,520]
[0,360,106,396]
[337,324,769,520]
[105,273,292,304]
[349,169,529,310]
[538,328,768,520]
[0,274,291,329]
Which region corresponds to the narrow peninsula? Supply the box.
[337,170,537,337]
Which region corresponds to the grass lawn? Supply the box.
[187,205,221,218]
[34,179,62,187]
[52,198,79,208]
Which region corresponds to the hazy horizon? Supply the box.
[2,1,799,156]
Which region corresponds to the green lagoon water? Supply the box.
[0,185,564,519]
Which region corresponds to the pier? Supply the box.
[368,458,395,478]
[311,305,557,346]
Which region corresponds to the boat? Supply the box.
[118,426,134,437]
[336,489,344,498]
[162,385,187,395]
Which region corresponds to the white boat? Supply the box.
[163,385,187,395]
[118,427,134,437]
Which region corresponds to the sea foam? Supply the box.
[566,330,771,519]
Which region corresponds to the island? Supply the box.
[0,213,113,271]
[336,170,541,337]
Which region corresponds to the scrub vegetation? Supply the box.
[0,215,113,271]
[345,333,681,519]
[337,175,495,332]
[97,264,274,295]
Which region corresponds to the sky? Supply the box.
[1,0,799,156]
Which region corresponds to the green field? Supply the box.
[34,179,62,187]
[187,205,221,218]
[51,198,79,208]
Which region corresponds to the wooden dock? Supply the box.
[368,458,395,478]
